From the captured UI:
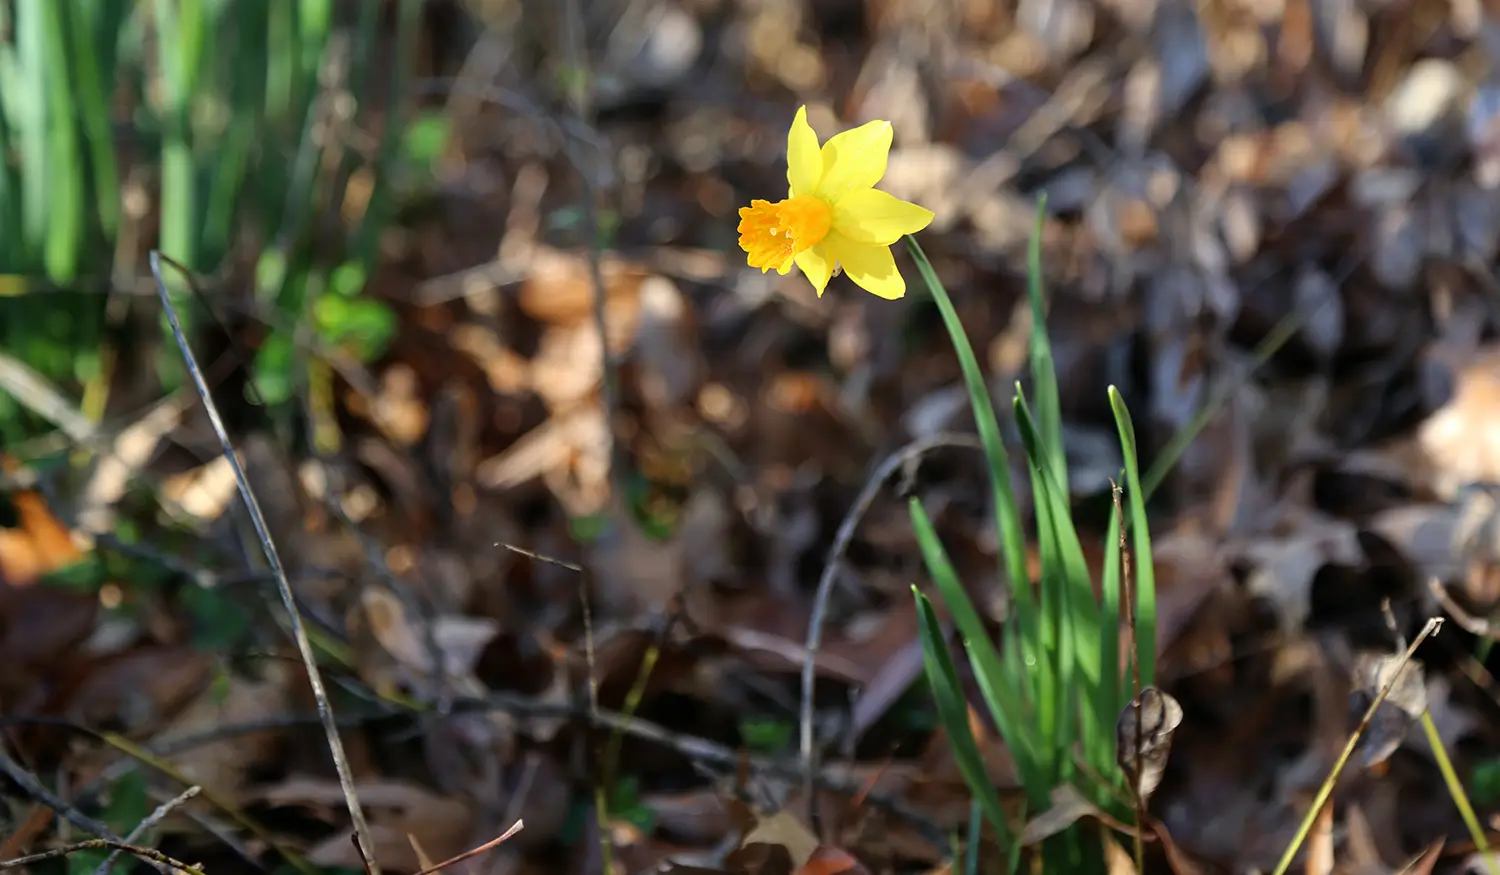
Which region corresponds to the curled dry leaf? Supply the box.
[1116,686,1184,802]
[1349,648,1427,769]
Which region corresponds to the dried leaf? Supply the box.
[1021,784,1104,845]
[1116,686,1184,802]
[1348,649,1426,768]
[798,847,871,875]
[0,488,83,586]
[262,778,474,873]
[152,661,292,804]
[736,810,820,873]
[361,586,499,683]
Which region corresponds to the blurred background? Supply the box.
[6,0,1500,872]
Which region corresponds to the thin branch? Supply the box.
[0,840,207,875]
[91,786,201,875]
[0,749,174,875]
[411,820,524,875]
[1428,576,1500,640]
[20,687,950,852]
[801,432,984,828]
[496,542,584,572]
[148,252,381,875]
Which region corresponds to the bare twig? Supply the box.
[496,542,583,572]
[1428,576,1500,640]
[0,749,174,875]
[411,820,524,875]
[31,686,950,851]
[550,6,632,870]
[0,839,207,875]
[801,432,984,828]
[148,251,381,875]
[90,785,202,875]
[1270,615,1444,875]
[0,350,96,442]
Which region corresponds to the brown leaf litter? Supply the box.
[18,0,1500,872]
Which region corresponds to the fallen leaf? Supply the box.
[733,810,820,874]
[0,487,83,586]
[52,645,213,735]
[1021,784,1105,846]
[148,661,292,805]
[798,846,871,875]
[1116,686,1184,803]
[260,777,474,874]
[360,585,499,687]
[1349,648,1427,769]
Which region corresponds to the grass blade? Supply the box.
[1023,195,1065,494]
[154,0,204,272]
[0,5,24,269]
[351,0,420,268]
[906,235,1046,745]
[65,0,122,240]
[1014,390,1105,778]
[12,2,53,264]
[910,498,1046,805]
[904,236,1032,615]
[1108,387,1157,689]
[913,587,1018,853]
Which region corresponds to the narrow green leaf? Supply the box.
[37,2,82,282]
[913,587,1017,850]
[1013,396,1100,656]
[155,0,200,273]
[1109,387,1157,690]
[904,236,1041,675]
[910,498,1047,806]
[351,0,421,265]
[1023,194,1065,495]
[65,0,122,239]
[12,2,54,263]
[0,3,20,270]
[904,238,1028,596]
[1097,499,1123,786]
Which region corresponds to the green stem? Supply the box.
[1422,710,1498,875]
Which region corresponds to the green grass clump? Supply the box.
[0,0,432,442]
[907,199,1157,873]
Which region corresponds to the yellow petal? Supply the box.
[817,120,892,199]
[795,241,834,296]
[833,188,934,245]
[828,236,905,299]
[787,106,823,197]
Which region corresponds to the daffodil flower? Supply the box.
[737,106,935,300]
